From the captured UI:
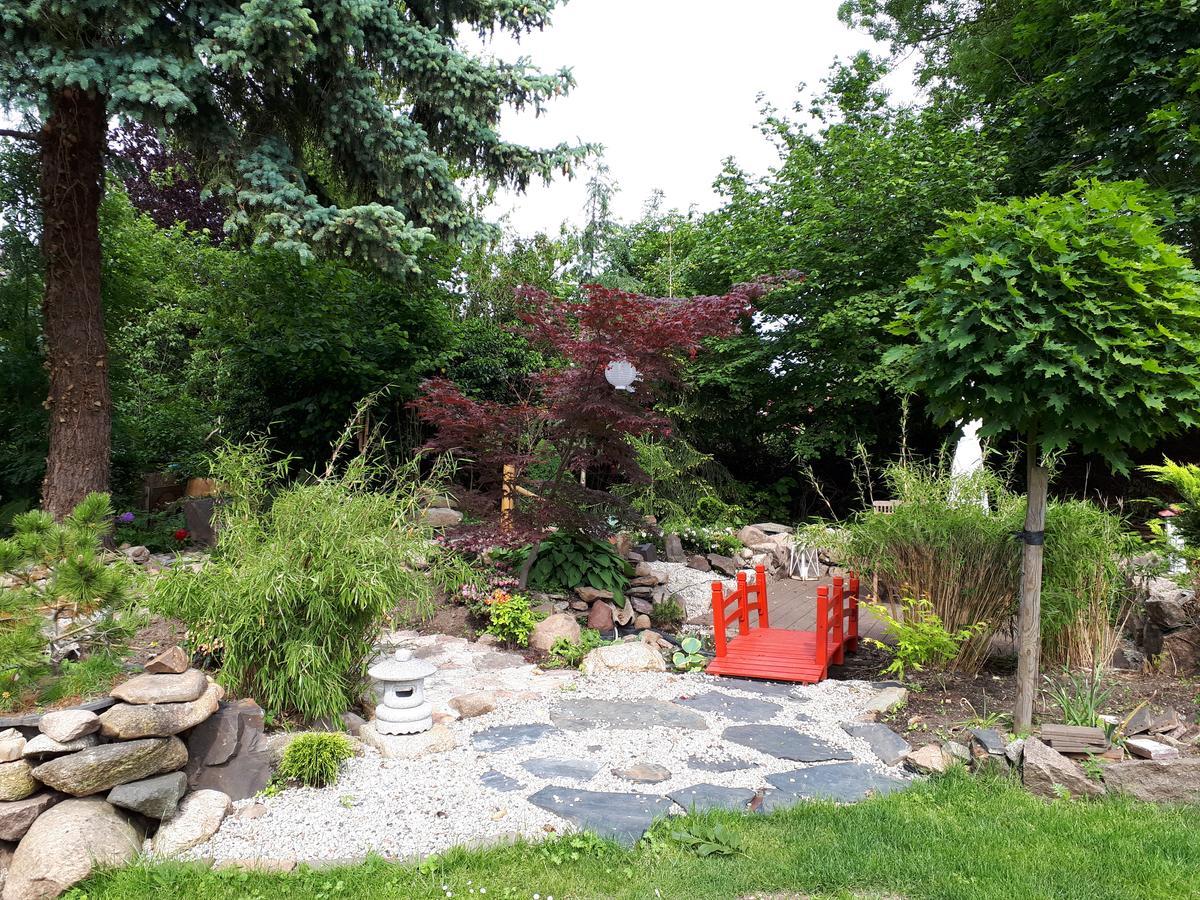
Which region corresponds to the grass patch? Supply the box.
[37,650,127,706]
[73,771,1200,900]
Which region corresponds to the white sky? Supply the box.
[480,0,918,236]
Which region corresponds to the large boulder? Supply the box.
[21,734,98,760]
[576,586,613,605]
[1144,578,1195,629]
[706,554,739,577]
[529,614,581,653]
[663,533,685,563]
[1021,737,1102,799]
[31,736,187,797]
[0,732,24,764]
[1160,625,1200,676]
[151,789,231,856]
[144,646,190,675]
[586,601,614,631]
[580,642,667,675]
[97,683,221,739]
[0,763,35,803]
[0,795,59,842]
[184,700,272,801]
[110,669,207,705]
[1102,757,1200,804]
[107,771,188,820]
[421,507,463,528]
[737,525,770,547]
[2,797,142,900]
[36,711,98,745]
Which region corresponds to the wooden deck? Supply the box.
[690,575,886,642]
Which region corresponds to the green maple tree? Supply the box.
[889,180,1200,728]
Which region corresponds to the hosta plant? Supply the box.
[672,636,706,672]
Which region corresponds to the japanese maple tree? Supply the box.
[414,278,791,532]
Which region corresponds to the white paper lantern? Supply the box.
[604,359,640,392]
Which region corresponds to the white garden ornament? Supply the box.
[950,418,989,510]
[604,359,640,392]
[369,649,435,735]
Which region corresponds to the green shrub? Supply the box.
[1040,500,1137,669]
[1043,665,1113,729]
[529,532,631,606]
[276,732,355,787]
[612,436,744,527]
[866,597,988,681]
[483,591,541,647]
[0,493,134,708]
[37,651,127,706]
[835,460,1133,672]
[1141,457,1200,553]
[544,628,609,669]
[671,636,706,671]
[650,599,684,631]
[153,439,444,722]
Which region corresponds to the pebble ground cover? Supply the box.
[75,771,1200,900]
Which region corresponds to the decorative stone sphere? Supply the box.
[368,648,436,735]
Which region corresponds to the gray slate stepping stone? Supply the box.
[552,698,707,732]
[522,757,601,780]
[612,763,671,783]
[686,754,756,773]
[473,723,559,752]
[723,724,854,762]
[841,722,910,766]
[719,678,802,699]
[760,762,909,811]
[481,769,524,792]
[526,786,673,847]
[668,783,756,813]
[675,691,782,722]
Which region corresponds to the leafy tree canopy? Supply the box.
[840,0,1200,256]
[889,179,1200,469]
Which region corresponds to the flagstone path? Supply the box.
[179,632,915,863]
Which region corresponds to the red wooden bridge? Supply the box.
[707,564,860,684]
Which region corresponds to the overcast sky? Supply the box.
[480,0,918,236]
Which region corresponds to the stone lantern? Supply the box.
[369,648,435,735]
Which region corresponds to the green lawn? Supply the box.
[71,771,1196,900]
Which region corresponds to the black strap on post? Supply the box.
[1013,529,1045,546]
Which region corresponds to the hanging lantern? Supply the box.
[604,359,640,392]
[368,648,435,735]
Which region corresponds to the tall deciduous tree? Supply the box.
[888,180,1200,729]
[841,0,1200,257]
[0,0,587,517]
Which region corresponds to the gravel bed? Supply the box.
[179,668,906,865]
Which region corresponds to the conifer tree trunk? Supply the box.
[39,87,110,520]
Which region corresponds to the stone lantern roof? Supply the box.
[368,648,436,682]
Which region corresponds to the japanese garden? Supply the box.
[1,1,1200,899]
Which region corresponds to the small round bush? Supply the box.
[277,732,355,788]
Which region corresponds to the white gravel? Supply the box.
[179,638,908,865]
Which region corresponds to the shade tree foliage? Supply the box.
[888,179,1200,727]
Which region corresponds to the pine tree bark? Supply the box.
[1013,437,1048,732]
[39,87,110,520]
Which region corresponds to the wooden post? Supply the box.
[736,572,750,636]
[754,564,769,628]
[816,586,829,668]
[832,577,845,665]
[847,573,860,653]
[1014,438,1049,733]
[500,464,516,529]
[711,582,728,658]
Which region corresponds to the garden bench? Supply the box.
[707,565,860,684]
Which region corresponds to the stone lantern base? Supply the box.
[374,701,433,735]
